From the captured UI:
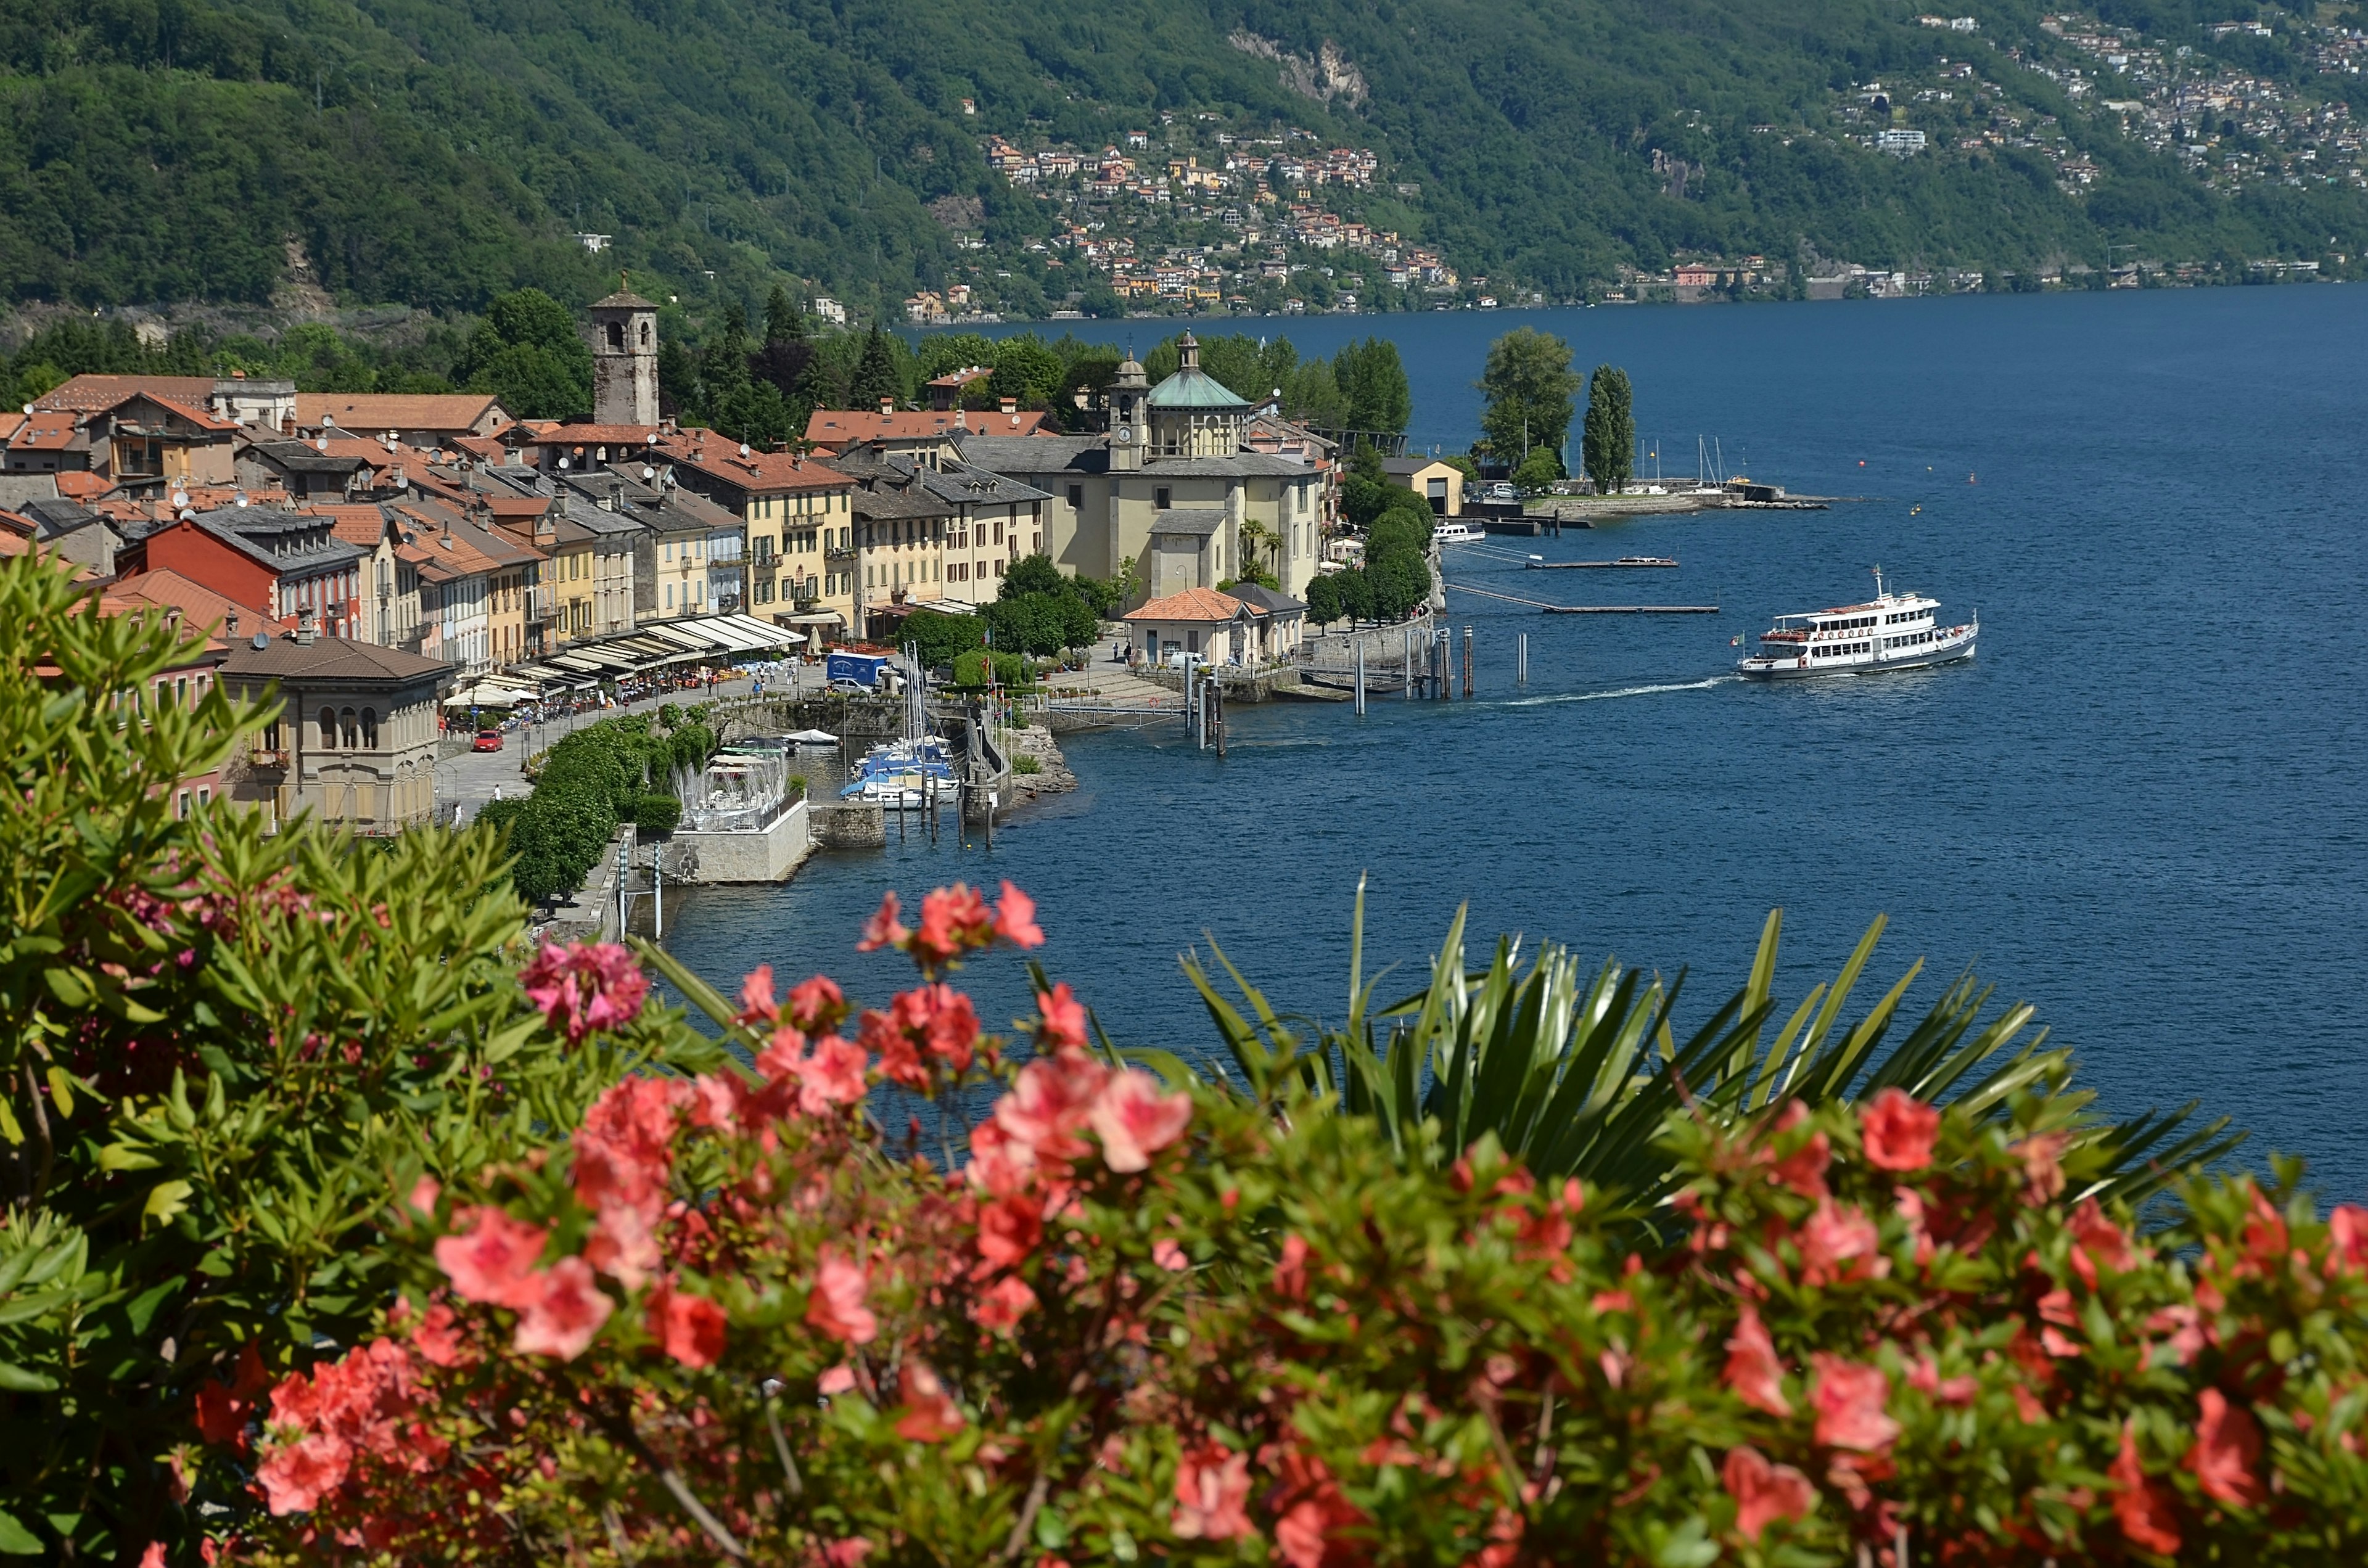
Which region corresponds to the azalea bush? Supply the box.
[225,882,2368,1567]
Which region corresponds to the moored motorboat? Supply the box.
[1737,567,1976,680]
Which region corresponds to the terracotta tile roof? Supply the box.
[802,407,1052,446]
[222,631,451,684]
[0,413,25,444]
[304,503,395,549]
[295,393,510,435]
[1124,586,1246,624]
[665,431,853,492]
[36,374,215,413]
[104,568,288,639]
[55,472,112,500]
[12,416,82,451]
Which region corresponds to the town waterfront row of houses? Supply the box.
[6,298,1348,838]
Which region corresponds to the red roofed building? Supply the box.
[662,429,855,622]
[802,403,1051,463]
[293,392,513,446]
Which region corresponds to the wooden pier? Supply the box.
[1524,559,1679,570]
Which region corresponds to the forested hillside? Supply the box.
[2,0,2362,321]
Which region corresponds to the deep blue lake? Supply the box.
[671,287,2368,1199]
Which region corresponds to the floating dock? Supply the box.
[1542,604,1719,615]
[1525,558,1679,570]
[1446,582,1719,614]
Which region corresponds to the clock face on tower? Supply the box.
[1114,425,1133,444]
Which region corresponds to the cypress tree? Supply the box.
[1581,364,1635,496]
[850,324,900,409]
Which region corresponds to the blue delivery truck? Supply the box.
[826,652,891,690]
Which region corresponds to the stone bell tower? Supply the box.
[588,281,659,427]
[1108,348,1149,472]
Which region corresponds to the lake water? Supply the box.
[670,287,2368,1198]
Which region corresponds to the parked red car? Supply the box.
[471,731,504,753]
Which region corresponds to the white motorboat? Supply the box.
[1738,567,1976,680]
[1431,519,1487,546]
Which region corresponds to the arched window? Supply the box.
[319,707,337,748]
[606,321,625,350]
[361,708,379,749]
[638,321,651,348]
[340,707,359,749]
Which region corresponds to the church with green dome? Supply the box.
[956,332,1328,608]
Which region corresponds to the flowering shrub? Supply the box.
[229,886,2368,1567]
[0,557,722,1563]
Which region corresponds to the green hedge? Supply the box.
[487,716,713,904]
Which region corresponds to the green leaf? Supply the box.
[43,1067,73,1121]
[0,1362,59,1393]
[41,966,92,1008]
[0,1509,40,1554]
[97,1143,160,1173]
[142,1180,194,1228]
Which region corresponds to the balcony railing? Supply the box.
[249,747,289,771]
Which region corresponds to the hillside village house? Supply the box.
[956,334,1323,606]
[220,619,451,835]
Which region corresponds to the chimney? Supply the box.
[297,607,317,646]
[879,396,895,417]
[1000,396,1018,416]
[226,610,239,636]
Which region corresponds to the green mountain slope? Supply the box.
[1,0,2359,318]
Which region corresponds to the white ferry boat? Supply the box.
[1737,567,1976,680]
[1432,519,1487,546]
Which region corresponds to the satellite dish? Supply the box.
[395,472,408,488]
[171,490,189,509]
[323,414,337,428]
[316,437,329,452]
[252,631,269,650]
[557,457,570,470]
[645,431,659,444]
[641,464,656,480]
[738,443,750,458]
[18,404,29,416]
[232,490,249,507]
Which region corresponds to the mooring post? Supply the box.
[652,847,662,940]
[1463,625,1474,699]
[1355,644,1366,715]
[1403,627,1413,700]
[1517,630,1529,684]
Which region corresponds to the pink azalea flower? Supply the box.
[1172,1443,1254,1540]
[1273,1233,1311,1301]
[405,1175,440,1217]
[995,880,1045,948]
[993,1046,1108,1162]
[1809,1353,1899,1453]
[823,1540,873,1567]
[584,1202,662,1290]
[806,1250,877,1345]
[914,884,995,964]
[894,1359,965,1442]
[573,1077,689,1218]
[647,1281,728,1369]
[2189,1387,2267,1507]
[2330,1204,2368,1275]
[409,1303,464,1368]
[787,973,849,1033]
[2111,1421,2182,1554]
[794,1033,870,1113]
[1722,1445,1816,1540]
[1153,1237,1190,1272]
[1034,982,1091,1053]
[976,1193,1045,1270]
[971,1273,1040,1332]
[818,1364,857,1395]
[1723,1303,1791,1416]
[1089,1069,1193,1173]
[735,963,779,1025]
[1859,1087,1940,1171]
[1798,1198,1888,1287]
[856,891,908,953]
[511,1257,613,1361]
[433,1207,549,1308]
[520,941,649,1045]
[965,1119,1038,1197]
[257,1431,351,1515]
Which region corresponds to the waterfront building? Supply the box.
[1122,583,1303,667]
[957,333,1323,607]
[1382,456,1466,517]
[664,431,856,631]
[220,615,452,835]
[123,504,370,642]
